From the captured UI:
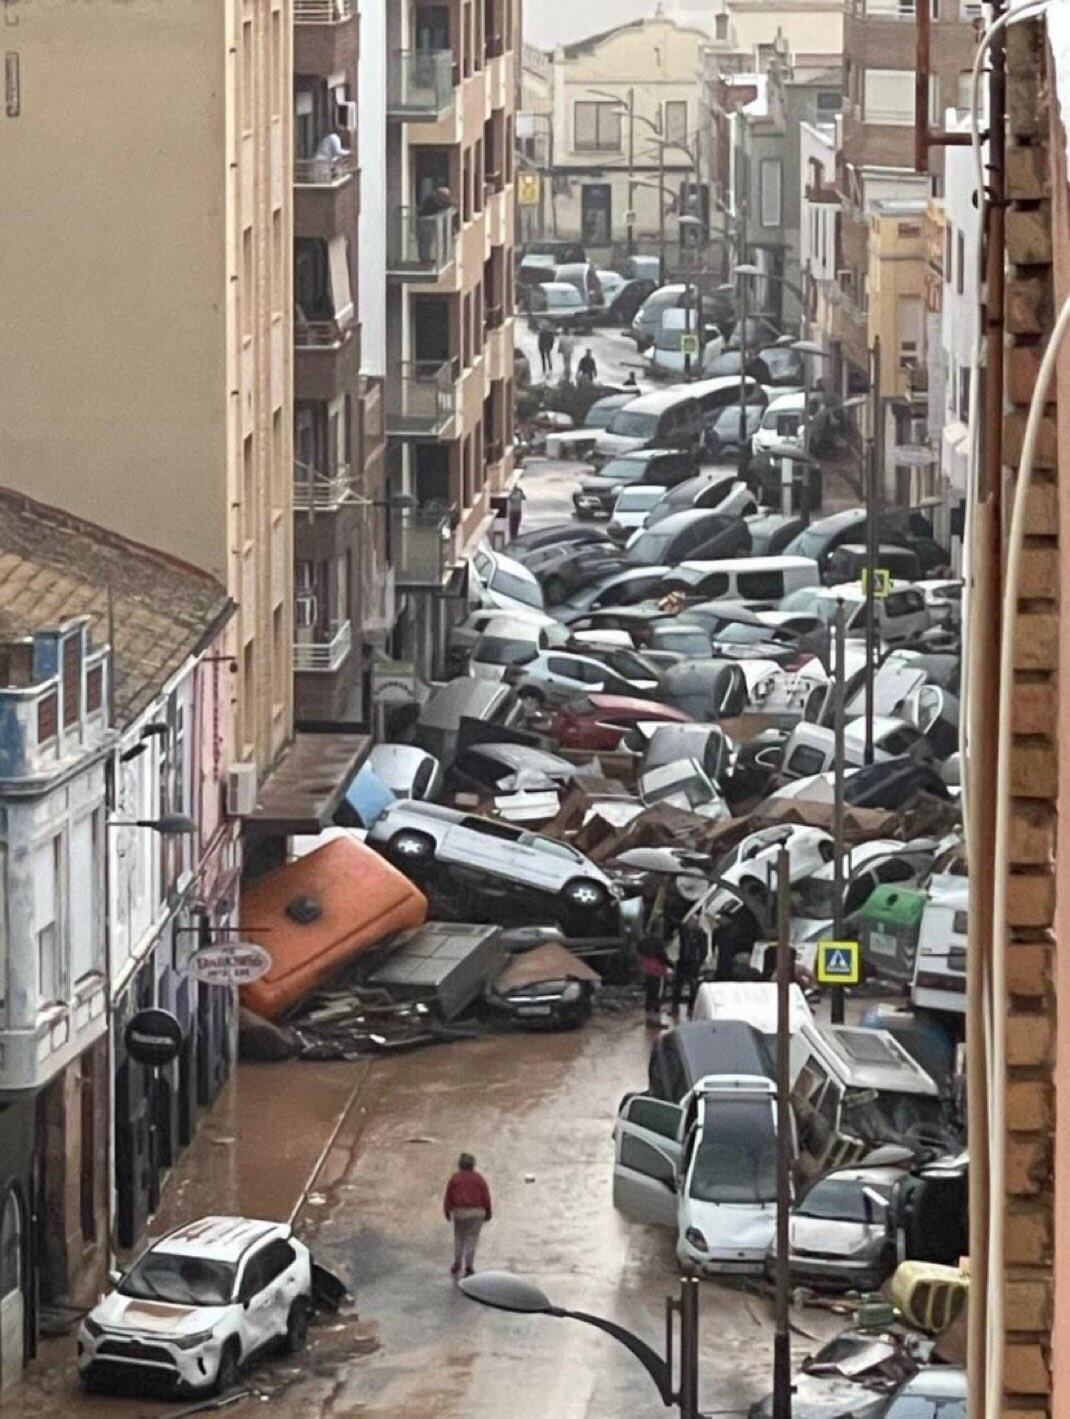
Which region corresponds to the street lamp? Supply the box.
[459,1271,702,1417]
[790,338,833,522]
[732,263,762,481]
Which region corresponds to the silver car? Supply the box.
[368,800,620,922]
[774,1165,902,1293]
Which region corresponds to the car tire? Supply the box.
[284,1296,311,1354]
[561,877,609,910]
[214,1338,241,1395]
[543,574,565,604]
[517,686,546,708]
[389,829,435,863]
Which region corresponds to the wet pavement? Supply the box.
[7,1016,840,1419]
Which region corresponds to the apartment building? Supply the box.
[292,0,391,726]
[384,0,519,683]
[829,0,977,395]
[0,0,293,780]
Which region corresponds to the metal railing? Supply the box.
[293,461,352,510]
[385,361,456,436]
[294,0,352,20]
[387,206,455,276]
[391,506,457,587]
[293,151,358,186]
[387,50,454,118]
[293,619,352,672]
[294,309,355,348]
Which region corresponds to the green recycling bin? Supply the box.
[859,885,927,985]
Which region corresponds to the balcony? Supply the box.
[294,0,357,73]
[387,206,456,281]
[293,461,352,511]
[392,506,458,588]
[294,151,358,187]
[294,153,359,238]
[295,311,360,401]
[385,361,456,438]
[294,309,355,350]
[387,50,455,120]
[294,619,352,672]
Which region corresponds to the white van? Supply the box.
[780,582,932,647]
[692,982,814,1050]
[663,555,820,608]
[911,873,967,1017]
[470,545,546,614]
[778,715,931,782]
[751,390,808,458]
[791,1023,945,1180]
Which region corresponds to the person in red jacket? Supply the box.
[444,1152,492,1278]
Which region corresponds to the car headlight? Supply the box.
[684,1227,708,1252]
[561,982,583,1002]
[83,1316,104,1340]
[172,1329,216,1351]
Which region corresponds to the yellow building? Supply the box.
[866,198,930,395]
[0,0,293,776]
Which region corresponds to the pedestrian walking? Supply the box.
[418,183,453,262]
[444,1152,492,1279]
[577,347,598,385]
[671,915,708,1019]
[536,322,556,375]
[507,482,525,539]
[637,939,670,1027]
[558,332,575,381]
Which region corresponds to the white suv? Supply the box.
[78,1217,312,1397]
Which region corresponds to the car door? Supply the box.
[613,1095,683,1227]
[546,654,604,695]
[450,815,526,877]
[235,1247,277,1354]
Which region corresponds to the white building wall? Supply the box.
[358,0,387,375]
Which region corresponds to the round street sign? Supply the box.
[187,941,272,986]
[124,1008,183,1068]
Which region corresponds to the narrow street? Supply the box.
[7,1019,838,1419]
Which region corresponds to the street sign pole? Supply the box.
[773,848,793,1419]
[864,339,881,765]
[831,600,847,1026]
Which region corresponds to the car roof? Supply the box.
[680,554,817,575]
[660,1020,775,1082]
[764,390,807,411]
[825,579,913,601]
[470,743,571,770]
[811,1024,939,1094]
[639,508,733,534]
[605,447,687,465]
[475,615,546,639]
[609,387,698,415]
[154,1216,285,1263]
[418,679,512,728]
[898,1367,967,1398]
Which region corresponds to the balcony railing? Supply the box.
[293,461,352,510]
[385,361,456,436]
[294,309,355,349]
[294,151,358,186]
[294,0,353,20]
[294,619,352,672]
[388,50,455,119]
[392,506,458,588]
[387,206,456,278]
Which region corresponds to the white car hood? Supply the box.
[92,1291,225,1337]
[685,1199,777,1257]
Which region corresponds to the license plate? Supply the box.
[517,1004,554,1016]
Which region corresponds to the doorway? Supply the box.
[581,184,612,247]
[0,1191,24,1393]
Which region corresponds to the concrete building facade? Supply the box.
[0,0,294,776]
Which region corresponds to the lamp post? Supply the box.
[733,260,759,482]
[459,1271,702,1417]
[790,339,832,524]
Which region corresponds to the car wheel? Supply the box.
[389,829,435,862]
[562,877,609,910]
[543,574,565,603]
[517,686,546,709]
[284,1296,311,1354]
[213,1338,241,1395]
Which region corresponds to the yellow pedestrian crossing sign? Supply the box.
[517,172,541,206]
[816,939,861,985]
[860,567,892,599]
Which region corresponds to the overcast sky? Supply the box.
[523,0,688,50]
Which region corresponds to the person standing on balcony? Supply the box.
[558,331,575,382]
[418,184,453,263]
[313,124,350,184]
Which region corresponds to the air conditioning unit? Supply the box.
[295,592,318,630]
[226,763,258,817]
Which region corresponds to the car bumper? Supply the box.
[774,1253,890,1293]
[677,1239,766,1276]
[78,1334,219,1393]
[572,493,610,517]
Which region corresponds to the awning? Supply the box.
[242,732,370,835]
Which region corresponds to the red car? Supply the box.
[551,693,692,752]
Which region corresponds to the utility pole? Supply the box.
[684,286,693,382]
[736,258,749,481]
[863,338,881,765]
[773,848,793,1419]
[657,106,667,283]
[831,599,847,1026]
[627,87,636,258]
[676,1276,700,1418]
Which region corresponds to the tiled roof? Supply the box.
[0,486,232,726]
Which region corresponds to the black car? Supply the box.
[745,512,805,556]
[749,344,806,388]
[573,448,698,520]
[644,471,746,527]
[594,277,658,327]
[784,508,950,576]
[623,509,752,567]
[648,1021,774,1102]
[844,756,951,810]
[485,943,599,1030]
[705,402,763,460]
[536,543,630,604]
[509,523,614,557]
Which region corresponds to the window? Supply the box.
[37,692,58,745]
[759,159,783,227]
[786,744,829,778]
[626,1097,682,1137]
[959,366,971,420]
[664,100,688,145]
[620,1134,675,1185]
[956,230,965,295]
[573,101,622,153]
[863,69,914,125]
[86,665,103,714]
[258,1240,297,1284]
[62,633,81,728]
[737,570,785,600]
[69,813,100,982]
[35,835,63,1005]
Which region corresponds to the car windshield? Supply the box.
[689,1100,777,1204]
[547,287,583,310]
[601,457,650,482]
[656,629,710,656]
[706,352,743,376]
[780,588,838,622]
[490,568,543,609]
[625,530,672,564]
[841,1088,947,1147]
[474,635,537,665]
[790,875,839,918]
[120,1251,237,1306]
[607,410,660,438]
[797,1176,890,1223]
[714,405,758,433]
[586,402,623,429]
[714,623,772,645]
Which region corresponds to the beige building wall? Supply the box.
[867,205,929,396]
[0,0,293,773]
[725,0,843,66]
